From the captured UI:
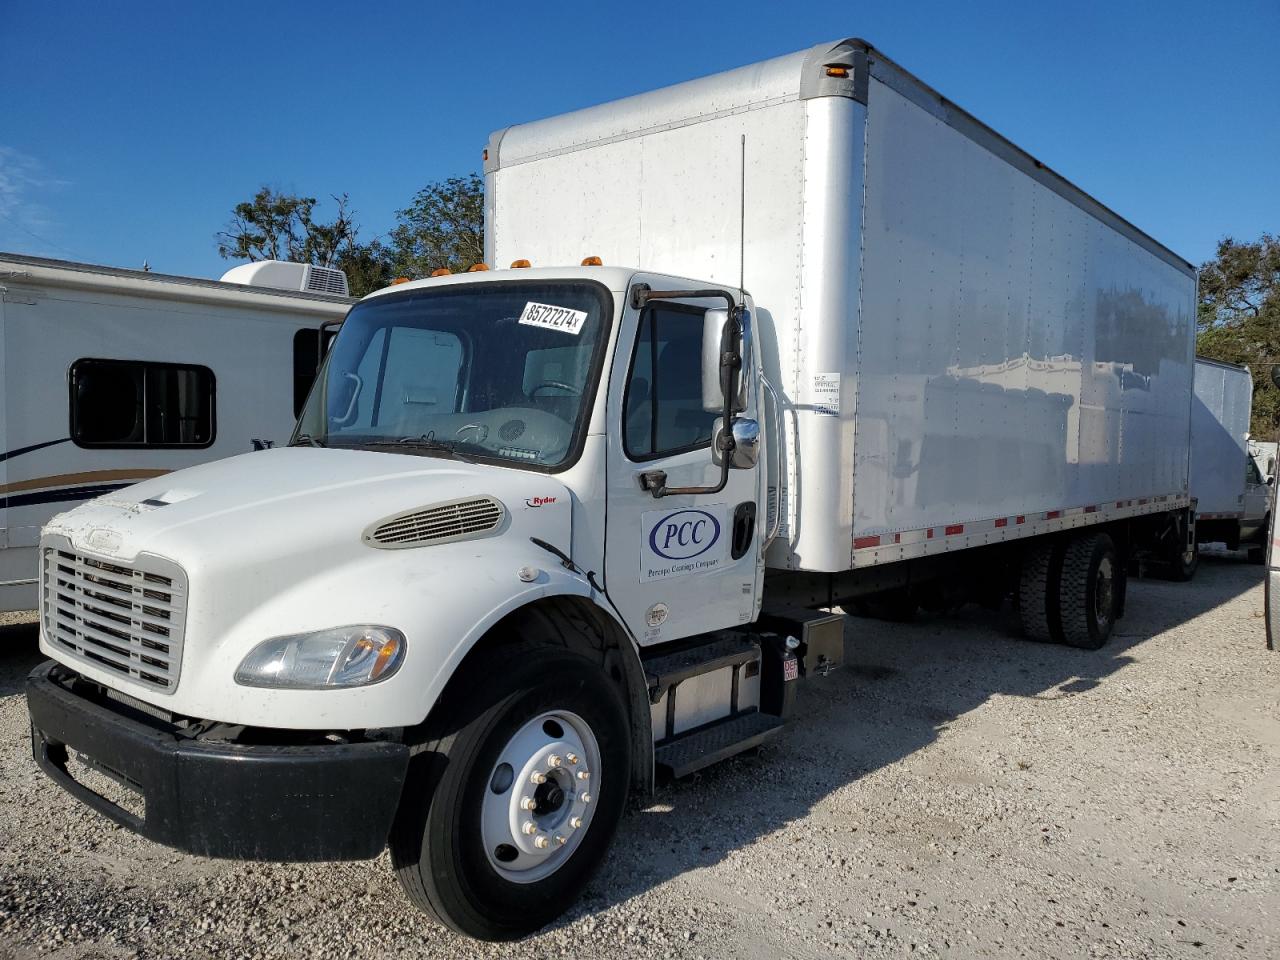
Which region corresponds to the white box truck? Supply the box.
[26,40,1197,940]
[0,253,351,611]
[1190,357,1270,562]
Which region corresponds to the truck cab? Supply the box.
[27,265,785,941]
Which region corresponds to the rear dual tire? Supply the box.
[1019,532,1120,650]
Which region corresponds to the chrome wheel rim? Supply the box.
[481,710,601,883]
[1094,555,1114,628]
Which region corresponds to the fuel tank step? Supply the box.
[654,709,785,778]
[642,632,759,700]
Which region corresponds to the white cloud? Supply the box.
[0,145,73,256]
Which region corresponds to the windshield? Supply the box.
[295,281,612,470]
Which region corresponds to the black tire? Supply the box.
[1248,544,1266,565]
[1163,541,1200,581]
[1018,539,1059,643]
[1057,532,1119,650]
[389,649,630,940]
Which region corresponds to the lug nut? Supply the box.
[520,796,537,811]
[581,793,592,804]
[566,753,579,765]
[555,835,567,846]
[522,821,537,835]
[547,754,563,768]
[577,769,590,780]
[533,835,550,849]
[530,771,547,784]
[570,816,583,829]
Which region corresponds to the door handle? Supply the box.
[731,501,757,559]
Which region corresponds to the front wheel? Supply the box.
[390,649,631,940]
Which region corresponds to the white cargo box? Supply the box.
[486,38,1197,573]
[1191,357,1253,518]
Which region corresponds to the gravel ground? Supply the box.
[1,555,1277,959]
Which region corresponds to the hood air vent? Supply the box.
[364,496,505,549]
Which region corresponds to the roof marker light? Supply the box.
[510,259,532,268]
[581,256,602,266]
[430,268,451,277]
[825,65,850,78]
[391,277,411,285]
[468,263,490,272]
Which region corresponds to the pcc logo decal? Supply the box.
[640,505,729,582]
[649,509,720,559]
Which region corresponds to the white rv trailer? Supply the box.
[0,253,351,609]
[1190,357,1269,560]
[28,40,1196,940]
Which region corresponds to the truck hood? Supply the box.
[40,447,584,728]
[46,446,572,568]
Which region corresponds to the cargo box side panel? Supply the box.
[851,78,1194,561]
[1190,359,1251,516]
[490,99,812,559]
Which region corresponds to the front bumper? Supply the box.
[26,661,410,861]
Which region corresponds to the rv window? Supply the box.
[293,327,340,417]
[70,359,215,448]
[623,304,718,460]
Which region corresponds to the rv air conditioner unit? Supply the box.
[219,260,349,297]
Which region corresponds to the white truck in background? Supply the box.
[1190,357,1270,564]
[0,254,351,610]
[27,39,1197,940]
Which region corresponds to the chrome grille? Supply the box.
[42,546,188,693]
[365,496,505,549]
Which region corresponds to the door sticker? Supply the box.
[640,505,730,582]
[811,372,841,417]
[518,301,589,335]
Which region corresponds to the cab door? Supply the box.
[602,282,764,646]
[1244,455,1270,535]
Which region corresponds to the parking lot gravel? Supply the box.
[2,554,1278,959]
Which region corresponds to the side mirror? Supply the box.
[701,306,749,414]
[712,417,761,469]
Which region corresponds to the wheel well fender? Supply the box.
[440,595,653,795]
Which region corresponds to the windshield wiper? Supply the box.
[357,435,475,463]
[289,434,325,448]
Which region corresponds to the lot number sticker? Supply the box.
[640,504,730,582]
[518,301,589,335]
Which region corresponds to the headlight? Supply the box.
[234,625,406,689]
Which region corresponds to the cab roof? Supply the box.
[360,265,708,300]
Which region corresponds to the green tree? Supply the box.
[216,187,358,265]
[216,187,395,297]
[387,173,484,276]
[334,238,394,298]
[1197,234,1280,438]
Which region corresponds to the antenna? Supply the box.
[738,134,746,302]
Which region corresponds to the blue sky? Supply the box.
[2,0,1276,279]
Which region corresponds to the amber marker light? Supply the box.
[430,268,452,277]
[468,263,490,272]
[825,65,850,78]
[510,259,532,268]
[581,256,603,266]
